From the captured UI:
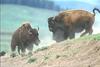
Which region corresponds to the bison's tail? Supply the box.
[93,8,100,16]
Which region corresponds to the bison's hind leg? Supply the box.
[69,32,75,39]
[80,24,93,37]
[80,20,94,37]
[88,27,93,35]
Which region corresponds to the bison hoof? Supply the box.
[10,53,16,58]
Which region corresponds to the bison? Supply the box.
[10,23,40,57]
[48,8,100,42]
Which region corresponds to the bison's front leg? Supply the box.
[20,48,26,57]
[27,44,33,56]
[18,46,21,55]
[20,49,25,57]
[10,41,17,57]
[20,44,26,57]
[69,32,75,39]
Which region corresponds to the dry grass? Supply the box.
[1,34,100,67]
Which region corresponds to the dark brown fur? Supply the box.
[11,23,40,57]
[48,8,100,42]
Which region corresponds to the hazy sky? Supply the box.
[50,0,99,3]
[49,0,100,7]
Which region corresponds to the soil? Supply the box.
[1,40,100,67]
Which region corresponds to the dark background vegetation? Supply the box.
[0,0,61,11]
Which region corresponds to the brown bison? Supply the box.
[11,23,40,57]
[48,8,100,42]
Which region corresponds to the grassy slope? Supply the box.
[76,33,100,41]
[1,34,100,67]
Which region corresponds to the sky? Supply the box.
[50,0,100,4]
[49,0,100,8]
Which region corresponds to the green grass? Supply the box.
[56,55,61,59]
[44,56,49,60]
[27,58,37,63]
[74,34,100,41]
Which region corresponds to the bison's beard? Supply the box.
[53,29,65,42]
[34,39,40,46]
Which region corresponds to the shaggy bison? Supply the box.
[11,23,40,57]
[48,8,100,42]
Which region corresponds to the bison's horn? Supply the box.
[52,16,55,21]
[37,27,39,31]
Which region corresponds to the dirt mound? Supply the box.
[1,34,100,67]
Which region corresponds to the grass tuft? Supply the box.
[27,58,37,63]
[44,56,49,60]
[35,47,48,53]
[56,55,61,59]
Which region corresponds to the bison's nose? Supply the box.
[49,28,52,31]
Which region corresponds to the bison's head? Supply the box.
[21,23,32,31]
[20,23,40,45]
[28,28,40,46]
[48,17,69,42]
[48,17,56,32]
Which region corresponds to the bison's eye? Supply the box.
[37,33,39,36]
[28,30,32,35]
[35,33,39,36]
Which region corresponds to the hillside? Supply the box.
[1,34,100,67]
